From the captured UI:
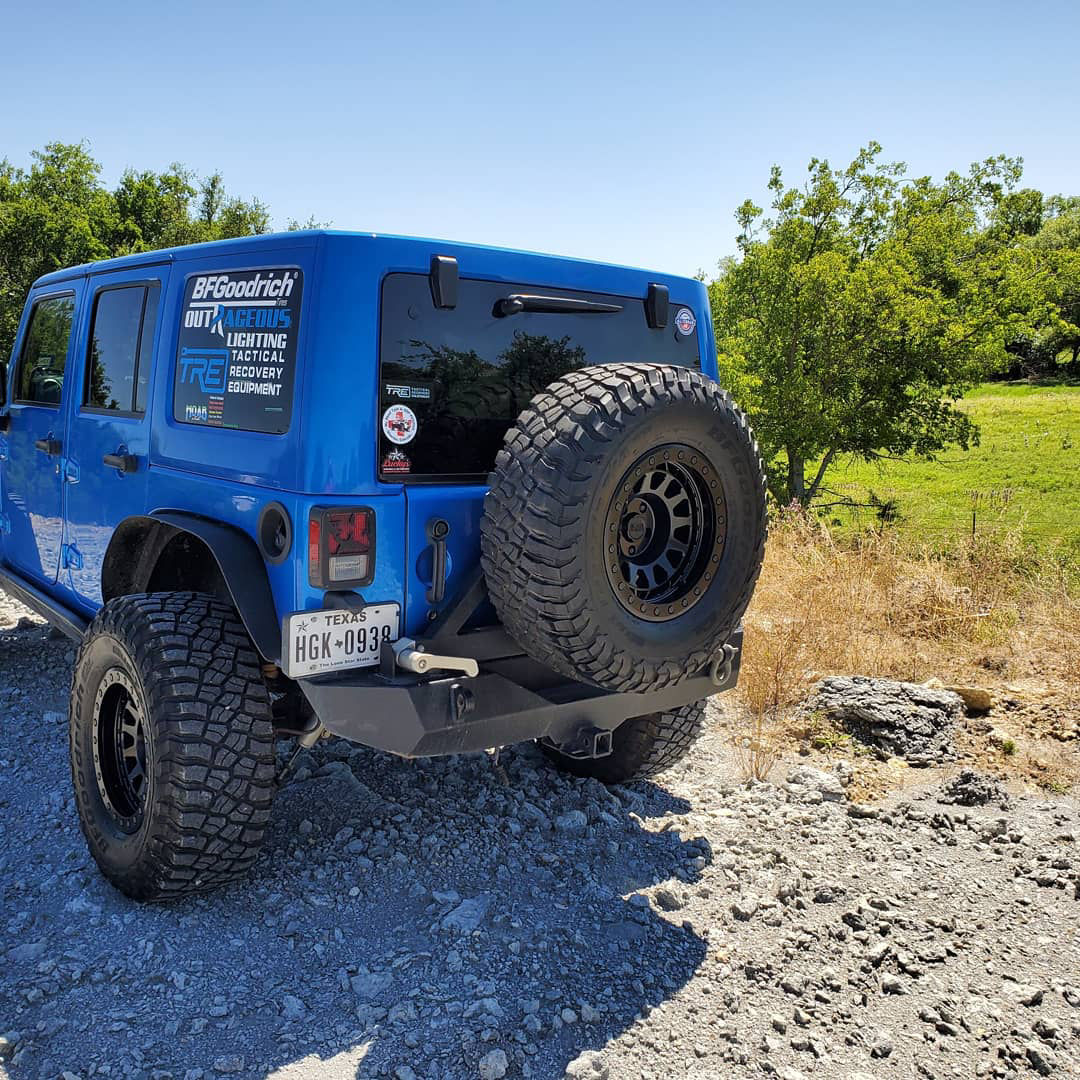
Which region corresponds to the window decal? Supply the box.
[174,268,302,433]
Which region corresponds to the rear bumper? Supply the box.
[298,629,741,757]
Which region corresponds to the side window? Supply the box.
[15,294,76,406]
[84,284,160,414]
[135,287,160,414]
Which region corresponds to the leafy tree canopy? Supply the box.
[709,143,1060,505]
[1,143,274,362]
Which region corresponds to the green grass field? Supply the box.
[821,382,1080,549]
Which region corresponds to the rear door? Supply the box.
[61,268,167,610]
[377,272,702,630]
[1,287,82,586]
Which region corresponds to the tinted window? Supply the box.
[16,294,75,406]
[378,274,701,480]
[135,287,159,414]
[86,288,144,411]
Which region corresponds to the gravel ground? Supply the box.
[1,590,1079,1080]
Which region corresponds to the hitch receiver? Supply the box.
[543,725,614,760]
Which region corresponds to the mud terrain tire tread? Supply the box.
[69,592,275,900]
[543,701,707,783]
[481,363,766,693]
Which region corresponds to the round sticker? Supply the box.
[675,307,697,336]
[382,404,418,445]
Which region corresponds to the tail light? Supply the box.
[308,507,375,588]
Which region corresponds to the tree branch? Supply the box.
[805,448,837,501]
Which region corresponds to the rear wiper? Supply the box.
[493,293,623,317]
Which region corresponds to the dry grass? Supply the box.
[728,508,1080,785]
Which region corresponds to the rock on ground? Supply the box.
[940,769,1011,807]
[802,675,963,765]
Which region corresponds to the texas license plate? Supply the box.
[281,603,400,679]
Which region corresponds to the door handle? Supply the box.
[103,453,138,474]
[34,438,62,456]
[426,518,450,605]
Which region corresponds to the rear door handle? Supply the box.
[34,438,62,456]
[103,453,139,474]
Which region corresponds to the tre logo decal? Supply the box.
[179,347,228,393]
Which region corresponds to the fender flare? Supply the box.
[111,511,281,664]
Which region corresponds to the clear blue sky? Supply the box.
[2,0,1078,278]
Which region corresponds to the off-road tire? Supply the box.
[543,701,707,783]
[69,592,276,900]
[481,363,766,693]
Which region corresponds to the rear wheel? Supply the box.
[543,701,708,783]
[69,592,276,900]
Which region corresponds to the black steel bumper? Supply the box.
[298,628,742,758]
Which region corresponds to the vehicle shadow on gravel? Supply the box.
[0,649,714,1080]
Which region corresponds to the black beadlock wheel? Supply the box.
[603,444,726,623]
[542,700,709,783]
[69,593,276,900]
[481,363,767,694]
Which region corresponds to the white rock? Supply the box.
[564,1051,609,1079]
[478,1048,508,1080]
[786,765,845,801]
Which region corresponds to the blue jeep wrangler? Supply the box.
[0,231,766,899]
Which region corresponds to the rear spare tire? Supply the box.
[481,363,766,693]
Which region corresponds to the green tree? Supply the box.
[1023,198,1080,374]
[1,143,284,363]
[709,143,1052,505]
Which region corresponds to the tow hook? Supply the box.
[392,637,479,678]
[709,642,739,687]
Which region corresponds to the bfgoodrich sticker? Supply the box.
[174,268,302,434]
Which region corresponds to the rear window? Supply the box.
[378,273,701,481]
